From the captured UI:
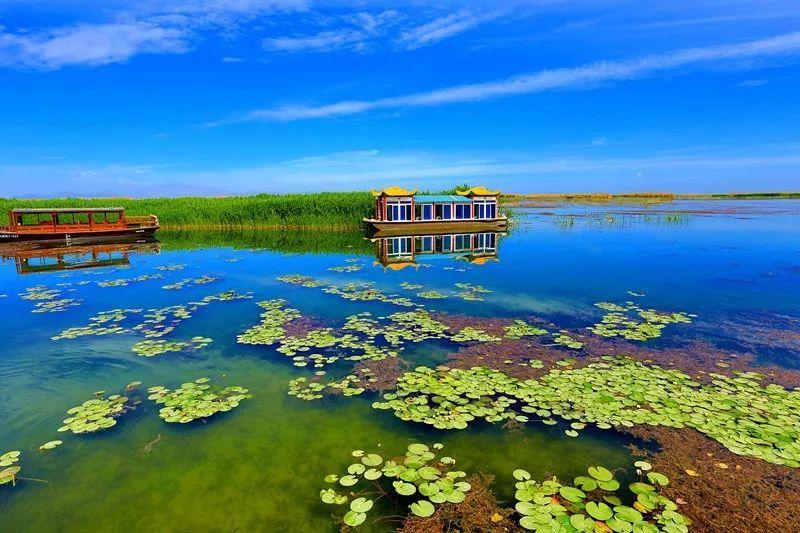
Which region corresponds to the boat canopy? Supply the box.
[11,207,125,214]
[414,195,472,204]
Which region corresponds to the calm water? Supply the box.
[1,200,799,531]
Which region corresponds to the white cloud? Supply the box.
[223,30,800,123]
[397,9,504,50]
[737,79,768,87]
[6,148,800,197]
[592,137,608,146]
[0,0,311,70]
[262,10,400,54]
[0,22,190,69]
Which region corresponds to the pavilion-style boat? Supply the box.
[364,186,507,235]
[0,207,159,242]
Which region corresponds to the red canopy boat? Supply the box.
[0,207,159,242]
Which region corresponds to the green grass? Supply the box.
[0,192,374,229]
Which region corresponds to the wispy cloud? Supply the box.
[0,0,310,70]
[0,22,190,69]
[6,147,800,197]
[262,10,400,53]
[221,30,800,123]
[397,9,505,50]
[737,78,768,87]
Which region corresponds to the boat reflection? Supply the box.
[0,239,160,275]
[370,232,503,270]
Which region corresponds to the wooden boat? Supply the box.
[363,186,508,234]
[0,207,159,242]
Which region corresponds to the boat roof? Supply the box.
[415,195,472,203]
[11,207,125,214]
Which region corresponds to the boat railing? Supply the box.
[125,215,159,227]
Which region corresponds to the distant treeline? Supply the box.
[0,192,374,229]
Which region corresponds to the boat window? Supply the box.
[442,204,452,220]
[455,204,471,219]
[422,204,433,220]
[387,201,411,221]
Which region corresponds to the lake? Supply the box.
[1,200,799,532]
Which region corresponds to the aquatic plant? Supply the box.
[0,191,374,229]
[504,320,548,339]
[277,274,417,307]
[289,374,365,400]
[589,301,694,341]
[553,330,584,349]
[147,378,252,423]
[328,264,363,273]
[52,291,251,341]
[417,290,447,299]
[19,285,60,301]
[162,274,219,290]
[451,327,502,343]
[453,283,492,302]
[131,336,212,357]
[33,298,81,313]
[155,263,186,271]
[320,443,472,527]
[97,274,163,288]
[400,282,424,290]
[373,358,800,466]
[58,393,129,434]
[236,299,301,345]
[512,463,690,531]
[38,440,63,451]
[0,451,21,486]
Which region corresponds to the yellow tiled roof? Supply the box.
[371,186,418,197]
[455,186,500,196]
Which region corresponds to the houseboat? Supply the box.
[0,207,159,242]
[364,186,507,235]
[371,231,503,270]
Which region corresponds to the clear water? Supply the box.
[1,200,799,531]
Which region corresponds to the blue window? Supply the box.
[442,235,452,250]
[455,204,471,219]
[442,204,452,219]
[454,234,470,250]
[422,204,433,220]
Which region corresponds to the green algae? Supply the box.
[97,274,164,288]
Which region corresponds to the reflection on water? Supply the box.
[0,240,161,275]
[371,232,503,269]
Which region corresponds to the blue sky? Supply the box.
[1,0,799,197]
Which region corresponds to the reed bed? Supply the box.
[0,192,374,229]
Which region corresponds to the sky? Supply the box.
[1,0,799,197]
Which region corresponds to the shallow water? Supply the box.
[1,200,799,531]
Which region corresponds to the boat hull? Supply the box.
[363,217,507,237]
[0,225,159,243]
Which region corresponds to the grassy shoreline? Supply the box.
[1,191,797,229]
